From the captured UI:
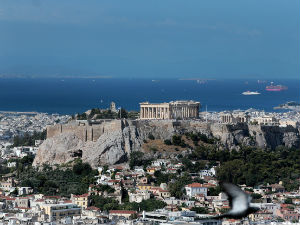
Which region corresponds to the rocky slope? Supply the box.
[33,119,300,167]
[33,120,142,168]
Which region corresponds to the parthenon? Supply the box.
[139,100,200,120]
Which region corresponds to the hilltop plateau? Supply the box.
[33,119,300,168]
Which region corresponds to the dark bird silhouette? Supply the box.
[213,182,260,220]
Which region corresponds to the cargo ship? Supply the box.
[266,82,288,91]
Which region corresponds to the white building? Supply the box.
[151,159,170,167]
[7,162,17,168]
[251,116,279,126]
[129,190,151,203]
[39,203,81,222]
[279,119,299,128]
[199,167,216,178]
[18,187,33,196]
[185,183,208,197]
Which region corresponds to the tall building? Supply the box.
[139,100,200,120]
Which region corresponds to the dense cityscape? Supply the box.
[0,0,299,224]
[0,102,299,225]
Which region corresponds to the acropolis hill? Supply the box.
[33,118,300,168]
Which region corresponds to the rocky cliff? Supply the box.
[33,119,300,167]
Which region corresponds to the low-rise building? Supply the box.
[7,162,16,168]
[0,178,16,192]
[271,184,285,193]
[39,203,81,222]
[18,187,33,196]
[129,190,151,203]
[185,183,208,197]
[137,183,153,191]
[276,207,300,221]
[251,116,279,126]
[15,197,30,209]
[249,210,274,221]
[109,210,137,220]
[71,193,90,209]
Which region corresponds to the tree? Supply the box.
[129,151,152,170]
[12,130,47,147]
[208,186,221,196]
[251,193,262,199]
[284,198,293,204]
[169,173,192,198]
[148,134,155,140]
[77,112,87,120]
[164,139,172,145]
[191,207,208,214]
[16,160,98,197]
[119,108,128,119]
[172,135,182,146]
[72,161,93,176]
[96,185,115,194]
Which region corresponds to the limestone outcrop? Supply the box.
[33,120,142,168]
[33,119,300,167]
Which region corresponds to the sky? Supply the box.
[0,0,299,79]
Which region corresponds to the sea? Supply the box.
[0,78,299,115]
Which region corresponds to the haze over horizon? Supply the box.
[0,0,299,79]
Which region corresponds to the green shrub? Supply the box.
[164,139,172,145]
[148,134,155,140]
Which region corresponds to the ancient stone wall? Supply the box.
[46,120,124,142]
[46,124,62,138]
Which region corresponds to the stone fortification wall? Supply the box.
[46,120,122,142]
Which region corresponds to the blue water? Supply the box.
[0,78,298,114]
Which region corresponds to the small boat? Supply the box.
[242,91,260,95]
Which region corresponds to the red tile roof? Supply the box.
[15,207,31,210]
[86,206,100,211]
[18,197,29,199]
[44,196,61,199]
[73,193,89,198]
[0,196,16,201]
[186,183,205,188]
[63,200,72,203]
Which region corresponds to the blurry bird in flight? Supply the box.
[213,182,260,219]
